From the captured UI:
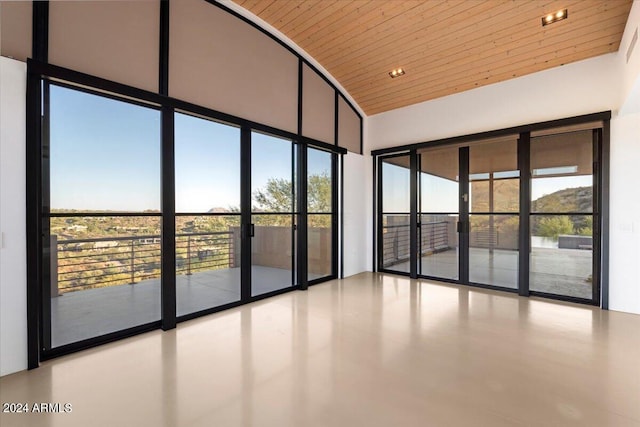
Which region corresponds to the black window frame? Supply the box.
[372,112,610,308]
[26,61,346,366]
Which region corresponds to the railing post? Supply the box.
[130,239,135,284]
[229,232,234,268]
[50,234,59,297]
[431,222,435,249]
[393,228,399,261]
[186,235,192,275]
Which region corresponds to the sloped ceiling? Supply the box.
[232,0,633,115]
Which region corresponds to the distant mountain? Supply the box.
[532,186,592,213]
[207,207,231,213]
[532,186,593,236]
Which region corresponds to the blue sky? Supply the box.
[50,85,332,212]
[50,85,161,211]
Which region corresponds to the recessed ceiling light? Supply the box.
[389,68,405,78]
[542,9,568,26]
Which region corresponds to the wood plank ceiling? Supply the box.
[232,0,633,116]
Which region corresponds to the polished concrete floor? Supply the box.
[51,266,324,348]
[388,247,592,298]
[2,272,639,427]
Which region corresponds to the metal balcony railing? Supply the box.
[52,231,235,295]
[382,221,450,267]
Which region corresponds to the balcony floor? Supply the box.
[385,247,593,299]
[51,266,323,348]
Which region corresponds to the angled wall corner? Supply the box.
[169,0,298,133]
[49,1,160,93]
[0,1,32,62]
[302,63,335,144]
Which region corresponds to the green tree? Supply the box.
[308,172,331,212]
[577,216,593,236]
[252,173,332,227]
[253,178,293,212]
[537,216,574,239]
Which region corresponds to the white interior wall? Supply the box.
[0,57,27,376]
[609,112,640,314]
[342,151,373,277]
[609,0,640,314]
[620,0,640,114]
[368,53,621,150]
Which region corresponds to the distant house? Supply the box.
[93,241,118,249]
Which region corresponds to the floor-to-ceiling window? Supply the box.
[468,137,519,289]
[250,132,297,297]
[307,147,336,282]
[174,113,242,316]
[374,116,606,306]
[36,79,344,359]
[379,155,412,274]
[529,130,597,300]
[418,146,459,280]
[45,83,162,349]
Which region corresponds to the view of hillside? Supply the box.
[468,179,592,238]
[50,174,332,294]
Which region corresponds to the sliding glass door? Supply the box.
[529,130,596,300]
[307,147,335,282]
[40,81,342,357]
[174,113,242,316]
[468,137,519,289]
[379,155,411,274]
[45,83,162,349]
[377,125,602,305]
[250,132,296,297]
[417,146,459,280]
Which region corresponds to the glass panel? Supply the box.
[308,148,332,213]
[175,215,240,316]
[175,113,240,213]
[382,157,410,213]
[470,178,519,213]
[531,176,593,213]
[469,214,519,288]
[175,114,241,316]
[48,85,161,348]
[251,215,293,296]
[530,130,594,299]
[530,215,593,299]
[531,130,593,213]
[469,137,518,177]
[308,214,332,280]
[381,214,410,273]
[469,137,519,214]
[50,84,160,212]
[418,146,459,280]
[419,146,458,213]
[251,132,294,296]
[468,137,519,288]
[50,216,161,347]
[252,132,293,213]
[419,214,458,280]
[308,147,333,282]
